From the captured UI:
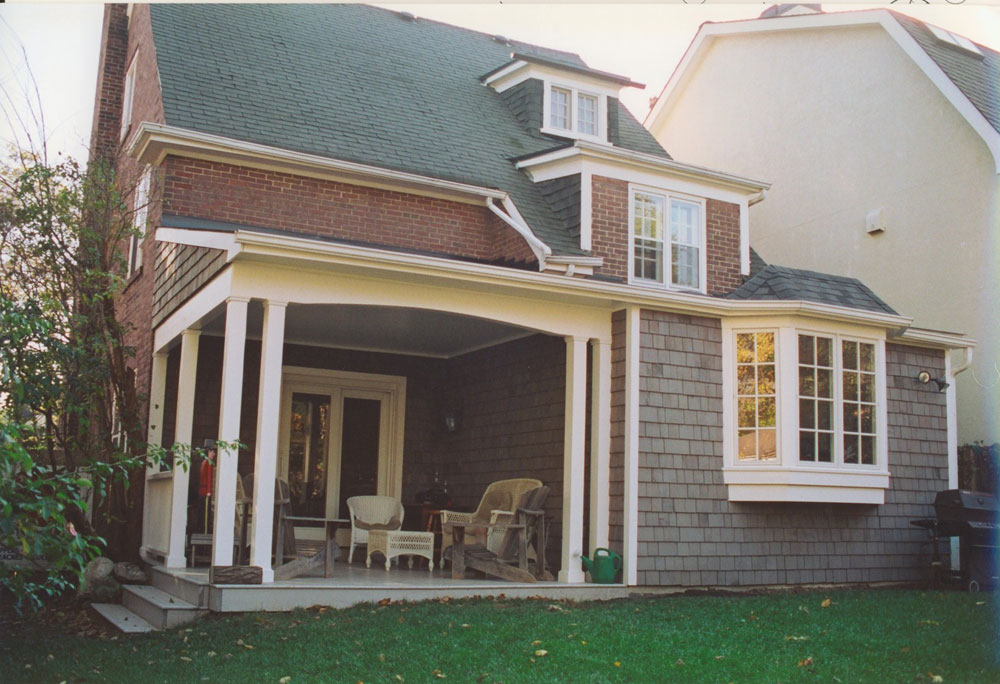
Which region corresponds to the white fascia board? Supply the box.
[890,327,977,350]
[127,122,511,205]
[517,143,770,199]
[156,227,237,253]
[229,228,916,330]
[647,10,1000,173]
[482,60,530,91]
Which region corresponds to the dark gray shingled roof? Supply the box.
[892,11,1000,136]
[148,3,670,258]
[727,264,898,315]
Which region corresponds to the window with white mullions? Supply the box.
[798,334,834,463]
[736,332,777,462]
[577,92,598,136]
[128,167,151,277]
[550,86,571,130]
[632,191,664,282]
[842,339,877,465]
[670,199,701,289]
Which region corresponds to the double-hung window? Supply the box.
[723,322,889,503]
[128,167,151,278]
[121,54,138,141]
[629,186,705,292]
[545,84,604,141]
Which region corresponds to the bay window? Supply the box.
[629,186,705,292]
[723,322,889,504]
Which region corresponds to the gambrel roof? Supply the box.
[147,3,668,257]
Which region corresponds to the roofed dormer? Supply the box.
[482,52,643,146]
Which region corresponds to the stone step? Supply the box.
[122,584,207,630]
[91,603,156,633]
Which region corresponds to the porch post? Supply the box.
[250,300,287,583]
[623,307,640,586]
[559,335,587,583]
[141,352,168,558]
[211,297,249,566]
[166,329,201,568]
[589,339,611,552]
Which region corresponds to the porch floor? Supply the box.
[154,562,626,613]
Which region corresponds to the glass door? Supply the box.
[286,393,332,519]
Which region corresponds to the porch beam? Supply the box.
[166,330,201,568]
[589,339,611,553]
[141,352,168,558]
[559,335,587,583]
[250,300,287,583]
[623,307,640,586]
[212,297,249,566]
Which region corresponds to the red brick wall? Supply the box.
[589,175,743,294]
[89,5,128,160]
[161,156,536,265]
[705,198,742,295]
[591,176,629,281]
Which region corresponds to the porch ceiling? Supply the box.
[200,303,532,358]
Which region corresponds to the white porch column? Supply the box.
[141,352,168,558]
[212,297,249,566]
[589,339,611,553]
[559,335,587,583]
[166,329,201,568]
[250,300,287,583]
[623,307,640,586]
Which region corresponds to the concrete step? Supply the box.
[122,584,207,630]
[91,603,156,633]
[151,566,209,607]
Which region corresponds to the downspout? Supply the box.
[487,196,552,269]
[945,345,974,572]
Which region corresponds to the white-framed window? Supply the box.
[120,53,138,141]
[629,186,706,293]
[722,320,889,504]
[128,167,151,277]
[542,82,606,142]
[736,331,777,462]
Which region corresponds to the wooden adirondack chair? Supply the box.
[450,486,550,583]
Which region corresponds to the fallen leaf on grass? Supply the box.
[929,673,943,683]
[280,678,291,684]
[920,620,940,626]
[798,657,814,667]
[432,669,446,679]
[821,598,832,608]
[714,655,725,661]
[395,676,404,682]
[535,650,548,657]
[207,651,216,657]
[547,604,567,612]
[461,624,470,628]
[532,640,543,646]
[785,635,810,642]
[614,661,621,667]
[379,654,386,663]
[675,659,685,666]
[179,657,192,662]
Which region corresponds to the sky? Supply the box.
[1,1,999,164]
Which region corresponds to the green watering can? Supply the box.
[581,548,622,584]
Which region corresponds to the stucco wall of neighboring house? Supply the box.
[650,24,998,444]
[633,310,948,587]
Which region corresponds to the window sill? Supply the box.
[723,466,889,504]
[629,278,706,296]
[539,126,610,146]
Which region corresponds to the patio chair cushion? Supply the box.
[354,516,402,531]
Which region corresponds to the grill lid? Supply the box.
[934,489,998,524]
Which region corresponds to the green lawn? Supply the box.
[2,589,997,683]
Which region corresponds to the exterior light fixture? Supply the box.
[916,370,949,393]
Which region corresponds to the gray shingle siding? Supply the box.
[499,79,545,137]
[632,310,948,587]
[537,176,582,239]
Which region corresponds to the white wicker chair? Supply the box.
[439,478,542,568]
[346,495,404,564]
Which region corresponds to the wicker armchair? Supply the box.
[346,495,404,563]
[439,478,542,568]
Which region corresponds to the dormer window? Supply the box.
[542,83,607,143]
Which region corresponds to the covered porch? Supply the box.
[140,247,616,592]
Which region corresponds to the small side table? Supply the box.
[367,530,435,571]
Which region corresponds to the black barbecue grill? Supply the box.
[911,489,999,590]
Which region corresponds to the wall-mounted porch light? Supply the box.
[917,370,949,393]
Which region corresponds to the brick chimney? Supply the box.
[89,4,129,163]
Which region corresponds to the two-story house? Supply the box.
[646,5,995,447]
[93,4,970,614]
